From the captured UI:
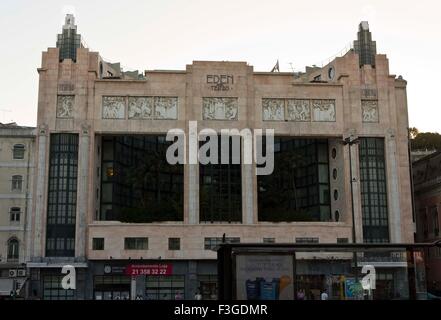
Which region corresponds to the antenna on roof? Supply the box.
[271,60,280,72]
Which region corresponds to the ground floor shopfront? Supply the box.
[26,258,410,300]
[28,260,218,300]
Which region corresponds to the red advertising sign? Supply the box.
[125,264,173,276]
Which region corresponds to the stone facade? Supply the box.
[27,18,415,300]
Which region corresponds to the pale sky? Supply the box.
[0,0,440,132]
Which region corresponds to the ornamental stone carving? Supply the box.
[56,95,74,119]
[262,99,284,121]
[361,100,379,123]
[312,99,336,122]
[102,96,125,119]
[154,97,178,120]
[286,99,311,121]
[262,98,335,122]
[128,97,153,119]
[202,97,238,120]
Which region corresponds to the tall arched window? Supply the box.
[7,238,19,261]
[13,144,25,160]
[11,175,23,191]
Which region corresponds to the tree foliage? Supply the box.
[410,129,441,151]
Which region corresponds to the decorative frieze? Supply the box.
[56,95,74,119]
[361,100,379,123]
[104,96,178,120]
[286,99,311,121]
[202,97,238,120]
[312,99,336,122]
[154,97,178,120]
[102,96,125,119]
[262,98,284,121]
[128,97,153,119]
[262,98,335,122]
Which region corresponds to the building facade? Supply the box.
[413,151,441,294]
[0,123,35,298]
[28,16,414,300]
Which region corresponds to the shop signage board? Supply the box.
[125,264,173,276]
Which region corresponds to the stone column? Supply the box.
[75,123,90,259]
[350,143,364,243]
[32,124,48,259]
[386,129,402,243]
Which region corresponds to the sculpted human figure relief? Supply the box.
[312,99,336,122]
[262,98,285,121]
[128,97,153,119]
[56,95,74,118]
[154,97,178,119]
[202,97,238,120]
[286,99,311,121]
[102,96,125,119]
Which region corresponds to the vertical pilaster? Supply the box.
[32,124,48,258]
[386,129,402,243]
[75,122,90,259]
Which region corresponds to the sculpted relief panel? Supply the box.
[154,97,178,120]
[103,96,178,120]
[128,97,153,119]
[56,95,74,119]
[203,97,238,120]
[102,96,125,119]
[262,98,285,121]
[262,98,335,122]
[361,100,379,123]
[312,100,336,122]
[286,99,311,121]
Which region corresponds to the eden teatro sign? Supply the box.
[207,74,234,91]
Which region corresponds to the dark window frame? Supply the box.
[10,207,21,222]
[124,237,148,250]
[13,144,25,160]
[199,135,242,223]
[359,137,390,243]
[45,134,78,257]
[92,238,105,250]
[168,238,181,250]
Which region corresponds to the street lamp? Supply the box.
[342,136,360,286]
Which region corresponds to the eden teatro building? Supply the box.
[27,15,415,300]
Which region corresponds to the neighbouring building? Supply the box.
[27,15,414,300]
[413,151,441,294]
[0,123,35,299]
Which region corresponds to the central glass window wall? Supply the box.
[258,137,331,222]
[100,135,183,222]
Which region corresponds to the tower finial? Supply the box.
[353,21,377,67]
[63,14,76,30]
